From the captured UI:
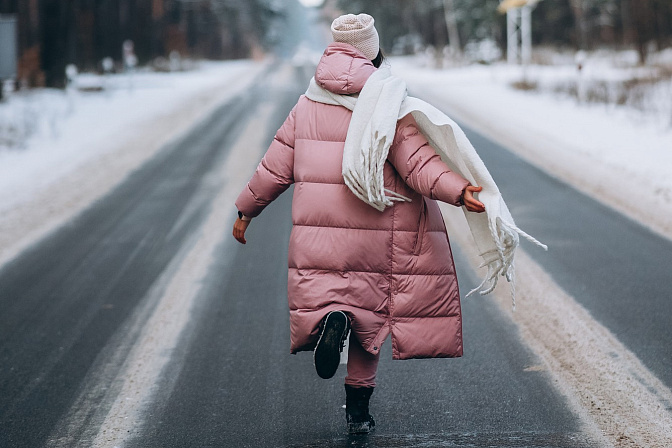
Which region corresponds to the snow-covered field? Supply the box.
[392,54,672,241]
[0,59,266,267]
[0,60,265,212]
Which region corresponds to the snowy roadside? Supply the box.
[440,202,672,448]
[400,54,672,446]
[0,59,268,269]
[391,57,672,241]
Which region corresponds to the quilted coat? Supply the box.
[235,43,470,360]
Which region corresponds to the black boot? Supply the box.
[345,384,376,434]
[314,311,350,379]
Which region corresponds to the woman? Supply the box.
[233,13,485,434]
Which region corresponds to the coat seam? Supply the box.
[389,178,398,358]
[292,223,447,232]
[429,171,449,198]
[295,137,347,144]
[293,180,346,186]
[288,267,455,276]
[261,157,293,184]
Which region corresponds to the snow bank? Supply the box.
[391,57,672,240]
[0,61,263,213]
[0,60,266,268]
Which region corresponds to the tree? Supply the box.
[443,0,462,58]
[628,0,672,64]
[39,0,75,87]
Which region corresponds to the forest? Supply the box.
[0,0,284,87]
[335,0,672,64]
[1,0,671,88]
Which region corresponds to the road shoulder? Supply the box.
[0,61,268,270]
[440,201,672,448]
[393,62,672,242]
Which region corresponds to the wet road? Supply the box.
[0,59,604,447]
[6,5,671,442]
[129,185,595,448]
[0,75,263,447]
[456,115,672,391]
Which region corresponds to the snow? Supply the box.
[391,55,672,240]
[1,51,671,271]
[0,59,266,267]
[0,60,262,213]
[441,201,672,448]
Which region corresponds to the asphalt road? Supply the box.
[0,60,607,447]
[5,4,671,439]
[129,187,595,448]
[0,79,262,446]
[455,120,672,391]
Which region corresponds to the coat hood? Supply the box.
[315,42,376,95]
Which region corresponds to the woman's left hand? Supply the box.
[462,186,486,213]
[233,218,251,244]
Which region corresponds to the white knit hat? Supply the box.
[331,13,380,61]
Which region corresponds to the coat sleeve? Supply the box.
[388,114,470,207]
[235,105,297,217]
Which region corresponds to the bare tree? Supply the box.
[629,0,654,64]
[443,0,462,58]
[569,0,590,49]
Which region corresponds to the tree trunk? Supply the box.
[40,0,75,88]
[630,0,653,64]
[443,0,461,59]
[569,0,588,49]
[621,0,634,47]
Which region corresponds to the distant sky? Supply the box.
[298,0,324,7]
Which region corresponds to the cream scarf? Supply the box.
[305,67,546,306]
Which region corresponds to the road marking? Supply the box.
[441,203,672,448]
[0,63,269,273]
[88,102,276,447]
[41,73,282,445]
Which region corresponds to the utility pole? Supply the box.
[498,0,541,66]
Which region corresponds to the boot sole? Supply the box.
[314,311,348,379]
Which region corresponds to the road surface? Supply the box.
[0,61,605,448]
[2,23,672,448]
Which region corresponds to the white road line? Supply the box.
[42,78,283,446]
[88,102,276,447]
[440,203,672,448]
[85,63,300,447]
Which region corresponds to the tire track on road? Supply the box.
[0,70,269,447]
[75,64,298,448]
[441,203,672,448]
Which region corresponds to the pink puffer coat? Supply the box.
[236,43,470,360]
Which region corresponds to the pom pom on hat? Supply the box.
[331,13,380,61]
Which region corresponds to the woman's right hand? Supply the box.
[233,218,251,244]
[462,186,486,213]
